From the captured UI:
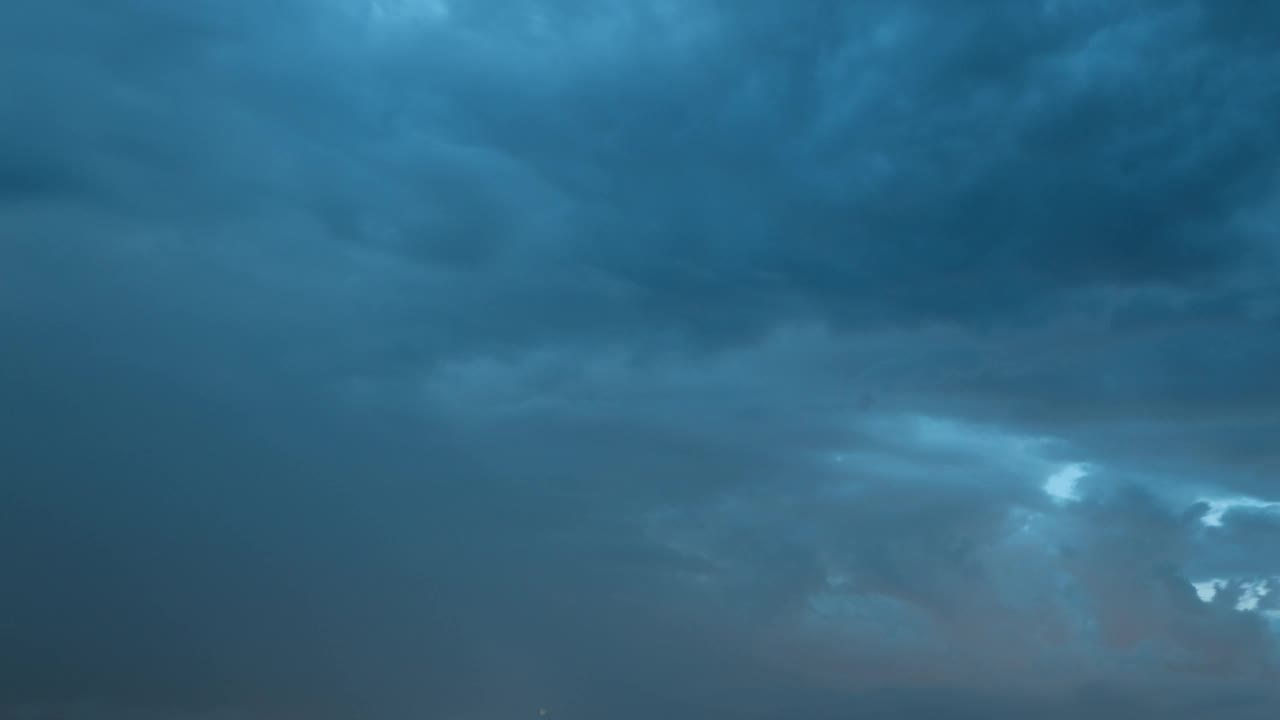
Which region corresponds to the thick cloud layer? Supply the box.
[3,1,1279,718]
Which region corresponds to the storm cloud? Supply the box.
[2,1,1279,718]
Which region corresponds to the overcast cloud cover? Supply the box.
[3,1,1280,718]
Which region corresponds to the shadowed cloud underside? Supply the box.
[2,1,1280,718]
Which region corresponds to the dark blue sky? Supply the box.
[2,1,1279,718]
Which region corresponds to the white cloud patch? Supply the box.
[1043,463,1088,503]
[1193,578,1227,603]
[1200,496,1280,527]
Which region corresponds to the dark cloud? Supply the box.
[3,0,1279,718]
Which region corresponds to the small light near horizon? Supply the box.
[369,0,451,24]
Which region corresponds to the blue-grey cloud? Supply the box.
[3,1,1279,718]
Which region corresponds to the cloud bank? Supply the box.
[3,1,1279,718]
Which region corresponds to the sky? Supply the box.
[2,1,1279,718]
